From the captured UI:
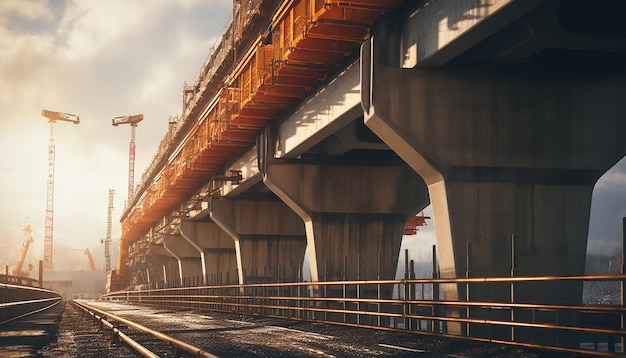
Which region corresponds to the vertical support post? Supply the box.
[621,217,625,352]
[404,249,409,330]
[377,251,382,327]
[409,259,416,330]
[431,245,439,333]
[511,234,517,342]
[357,253,361,325]
[39,260,43,288]
[343,255,347,323]
[466,242,472,336]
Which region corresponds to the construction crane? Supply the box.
[41,109,79,269]
[103,188,115,272]
[13,225,34,277]
[112,114,143,201]
[74,249,97,272]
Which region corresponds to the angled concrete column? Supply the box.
[361,33,626,338]
[180,219,238,285]
[149,244,179,288]
[259,137,429,284]
[210,197,306,284]
[147,250,167,288]
[163,234,203,286]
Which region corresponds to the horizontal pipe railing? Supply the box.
[100,273,626,357]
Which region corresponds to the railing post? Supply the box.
[466,242,472,337]
[409,259,416,330]
[343,255,347,324]
[621,217,625,353]
[377,250,382,327]
[431,245,439,333]
[39,260,44,288]
[357,253,360,325]
[404,249,409,330]
[511,234,517,342]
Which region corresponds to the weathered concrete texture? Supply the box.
[148,244,181,287]
[180,219,238,285]
[164,235,203,286]
[210,198,307,284]
[262,159,429,283]
[403,0,545,67]
[362,34,626,340]
[146,252,164,285]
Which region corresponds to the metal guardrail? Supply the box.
[0,282,62,325]
[0,274,39,287]
[101,274,626,357]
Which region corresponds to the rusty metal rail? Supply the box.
[102,273,626,357]
[0,282,61,325]
[71,300,219,358]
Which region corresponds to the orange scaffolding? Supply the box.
[115,0,403,289]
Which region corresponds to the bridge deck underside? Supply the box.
[118,0,403,279]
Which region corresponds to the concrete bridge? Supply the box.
[111,0,626,338]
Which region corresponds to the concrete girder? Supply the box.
[361,29,626,339]
[259,133,429,284]
[401,0,546,68]
[209,198,306,284]
[179,219,238,285]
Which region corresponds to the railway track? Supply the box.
[62,299,577,357]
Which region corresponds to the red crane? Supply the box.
[74,249,97,272]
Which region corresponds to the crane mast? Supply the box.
[41,109,79,269]
[104,188,115,272]
[112,114,143,201]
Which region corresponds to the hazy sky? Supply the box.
[0,0,624,273]
[0,0,232,270]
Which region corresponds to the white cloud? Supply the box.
[0,0,52,22]
[0,0,232,269]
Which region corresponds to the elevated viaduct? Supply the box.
[110,0,626,340]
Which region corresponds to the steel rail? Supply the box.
[71,301,158,358]
[98,296,624,357]
[107,295,625,352]
[72,300,219,358]
[0,298,62,325]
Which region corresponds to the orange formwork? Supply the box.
[115,0,404,290]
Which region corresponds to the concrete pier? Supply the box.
[163,235,203,286]
[260,133,430,285]
[210,198,306,284]
[180,219,238,285]
[361,26,626,339]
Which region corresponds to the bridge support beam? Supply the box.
[163,234,204,287]
[179,219,238,285]
[260,139,429,286]
[209,198,306,284]
[361,31,626,339]
[148,244,178,288]
[146,253,168,288]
